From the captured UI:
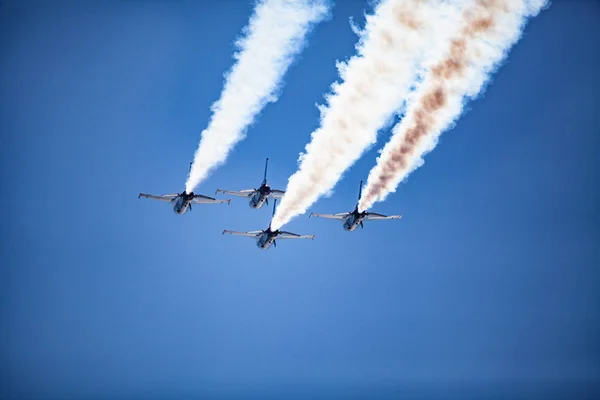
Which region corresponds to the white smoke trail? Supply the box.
[185,0,329,194]
[271,0,464,230]
[358,0,549,211]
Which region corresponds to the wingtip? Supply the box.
[309,212,314,218]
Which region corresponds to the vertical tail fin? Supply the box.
[358,180,363,202]
[262,158,269,185]
[269,198,277,229]
[184,162,193,195]
[354,180,363,211]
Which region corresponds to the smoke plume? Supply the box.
[185,0,329,194]
[271,0,463,230]
[358,0,548,211]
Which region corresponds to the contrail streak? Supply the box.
[358,0,549,211]
[185,0,329,194]
[271,0,463,230]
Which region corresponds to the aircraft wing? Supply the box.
[216,189,256,198]
[278,231,315,240]
[309,212,350,220]
[222,230,263,238]
[138,193,177,203]
[364,212,403,220]
[269,189,285,199]
[192,195,230,204]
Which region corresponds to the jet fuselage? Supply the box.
[256,227,280,249]
[249,184,271,209]
[173,191,194,214]
[343,209,366,231]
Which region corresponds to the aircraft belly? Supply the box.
[257,235,267,248]
[344,219,359,231]
[250,193,264,208]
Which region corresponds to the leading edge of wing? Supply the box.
[222,230,263,238]
[364,212,403,220]
[215,189,256,197]
[193,194,231,204]
[138,193,177,202]
[278,231,315,240]
[309,212,349,220]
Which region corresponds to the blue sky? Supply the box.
[1,1,599,399]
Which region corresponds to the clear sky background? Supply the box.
[1,0,599,399]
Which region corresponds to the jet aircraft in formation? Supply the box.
[222,199,315,249]
[138,161,402,249]
[138,191,229,214]
[309,181,402,231]
[138,163,230,214]
[216,158,285,209]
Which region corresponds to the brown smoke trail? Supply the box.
[270,0,463,230]
[358,0,548,211]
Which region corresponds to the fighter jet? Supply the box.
[138,190,230,214]
[222,199,315,249]
[138,163,230,214]
[216,158,285,209]
[309,181,402,231]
